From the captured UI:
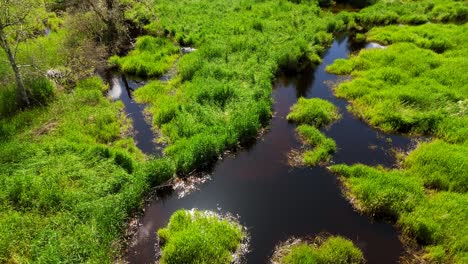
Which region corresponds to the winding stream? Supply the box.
[117,35,415,263]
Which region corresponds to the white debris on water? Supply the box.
[270,238,304,264]
[365,42,387,49]
[108,77,122,99]
[172,174,212,199]
[181,47,197,53]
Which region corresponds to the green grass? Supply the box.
[126,0,344,174]
[297,125,336,166]
[277,236,364,264]
[330,163,468,263]
[326,29,467,139]
[404,140,467,192]
[347,0,468,28]
[326,23,467,261]
[110,36,179,77]
[157,209,245,264]
[0,77,175,263]
[287,98,341,127]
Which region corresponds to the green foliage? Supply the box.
[280,236,364,264]
[110,36,179,77]
[297,125,336,166]
[157,209,245,264]
[287,98,341,127]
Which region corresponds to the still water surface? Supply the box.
[115,35,413,264]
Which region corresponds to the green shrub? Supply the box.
[158,209,245,264]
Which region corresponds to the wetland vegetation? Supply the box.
[0,0,466,263]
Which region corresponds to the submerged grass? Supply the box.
[157,209,245,264]
[273,236,364,264]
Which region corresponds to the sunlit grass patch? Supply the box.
[297,125,336,166]
[157,209,247,264]
[272,235,364,264]
[110,36,179,77]
[287,98,341,127]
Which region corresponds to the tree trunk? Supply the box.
[0,29,30,107]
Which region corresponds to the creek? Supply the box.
[116,35,415,263]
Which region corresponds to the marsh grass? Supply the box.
[297,125,336,166]
[287,98,339,166]
[110,36,179,77]
[272,235,364,264]
[127,0,344,174]
[287,98,341,127]
[0,77,175,263]
[157,209,246,264]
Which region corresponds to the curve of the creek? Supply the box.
[110,35,415,264]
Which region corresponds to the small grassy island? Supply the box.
[271,235,364,264]
[287,98,340,165]
[157,209,247,264]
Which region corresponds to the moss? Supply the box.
[157,209,245,264]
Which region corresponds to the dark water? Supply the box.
[108,76,162,155]
[124,36,413,263]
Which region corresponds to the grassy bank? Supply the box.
[157,209,246,264]
[272,235,364,264]
[0,77,175,262]
[327,11,468,263]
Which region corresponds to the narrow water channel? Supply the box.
[122,35,414,263]
[108,76,162,155]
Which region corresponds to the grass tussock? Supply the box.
[272,235,364,264]
[297,125,336,166]
[287,97,339,166]
[157,209,246,264]
[287,98,341,127]
[110,36,179,77]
